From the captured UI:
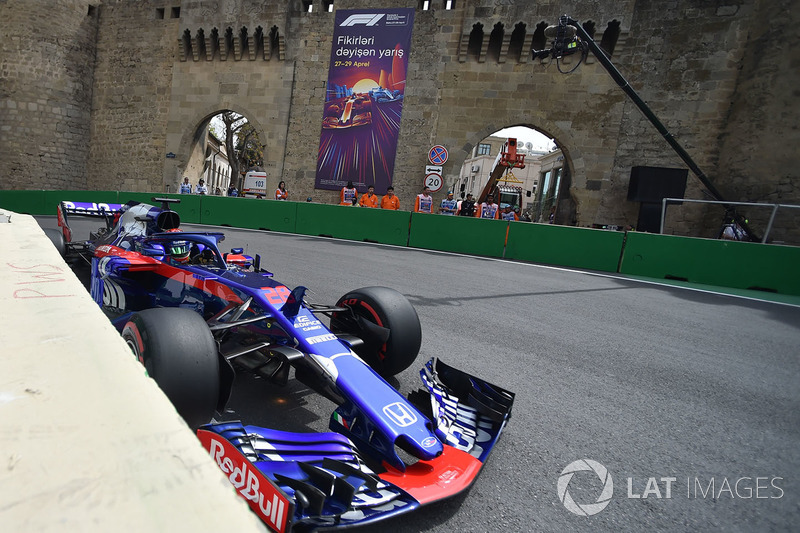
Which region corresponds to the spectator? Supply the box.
[721,218,747,241]
[439,191,458,215]
[457,193,476,216]
[340,180,357,205]
[227,186,238,197]
[359,185,379,208]
[350,196,360,207]
[179,176,192,194]
[548,206,556,224]
[214,187,222,196]
[275,180,288,201]
[499,204,519,221]
[195,179,208,195]
[476,194,499,219]
[414,186,433,213]
[381,186,400,210]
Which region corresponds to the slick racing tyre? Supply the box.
[122,308,220,428]
[332,286,422,377]
[43,228,66,257]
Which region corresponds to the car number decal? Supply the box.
[262,285,291,305]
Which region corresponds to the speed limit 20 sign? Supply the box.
[424,173,443,192]
[424,164,443,192]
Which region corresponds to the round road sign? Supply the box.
[424,173,443,192]
[428,145,448,165]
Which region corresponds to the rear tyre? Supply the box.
[332,286,422,377]
[122,308,220,428]
[43,228,66,256]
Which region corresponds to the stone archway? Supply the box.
[164,105,268,193]
[450,119,583,224]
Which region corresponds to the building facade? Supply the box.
[1,0,798,242]
[456,134,567,222]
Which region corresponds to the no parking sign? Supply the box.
[428,145,448,165]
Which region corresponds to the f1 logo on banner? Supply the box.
[340,14,385,26]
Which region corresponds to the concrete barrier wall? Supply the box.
[0,207,265,531]
[2,190,798,296]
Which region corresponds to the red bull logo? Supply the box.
[198,430,292,532]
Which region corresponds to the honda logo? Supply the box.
[340,14,385,26]
[383,402,418,427]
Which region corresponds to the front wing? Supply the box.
[198,358,514,532]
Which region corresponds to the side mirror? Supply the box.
[140,243,165,257]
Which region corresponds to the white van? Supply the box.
[242,171,267,198]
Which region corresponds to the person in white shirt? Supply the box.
[179,177,192,194]
[414,186,433,213]
[195,179,209,195]
[476,194,499,219]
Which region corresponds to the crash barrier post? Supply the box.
[199,195,299,232]
[619,231,800,296]
[504,222,626,273]
[295,202,412,246]
[408,213,508,258]
[0,207,265,531]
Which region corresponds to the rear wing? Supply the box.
[59,201,125,217]
[57,201,125,243]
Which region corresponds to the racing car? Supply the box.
[47,198,515,532]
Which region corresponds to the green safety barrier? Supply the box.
[505,222,626,272]
[619,232,800,295]
[408,213,508,258]
[295,203,411,246]
[0,190,46,215]
[0,190,121,215]
[200,196,298,233]
[2,189,798,296]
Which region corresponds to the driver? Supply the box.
[167,240,191,264]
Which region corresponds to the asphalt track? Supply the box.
[38,217,800,532]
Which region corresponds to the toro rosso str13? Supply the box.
[49,198,515,532]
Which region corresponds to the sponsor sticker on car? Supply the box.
[306,333,338,345]
[198,430,293,533]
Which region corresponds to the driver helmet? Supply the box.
[168,240,190,263]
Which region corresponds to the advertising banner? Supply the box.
[315,8,415,195]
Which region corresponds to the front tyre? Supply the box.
[332,286,422,377]
[122,308,220,428]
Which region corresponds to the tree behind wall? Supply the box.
[215,111,263,190]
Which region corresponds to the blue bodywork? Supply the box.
[58,199,514,531]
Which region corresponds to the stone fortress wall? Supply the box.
[1,0,797,241]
